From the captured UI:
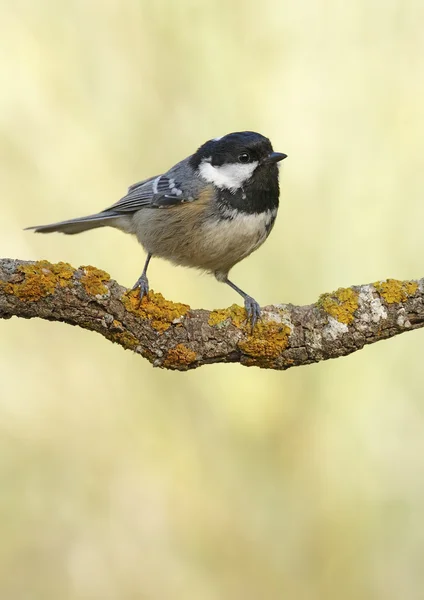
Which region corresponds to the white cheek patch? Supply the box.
[198,159,259,192]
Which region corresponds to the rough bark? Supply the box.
[0,258,423,370]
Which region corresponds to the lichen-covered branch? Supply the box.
[0,259,423,371]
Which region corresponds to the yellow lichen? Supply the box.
[164,343,197,368]
[318,287,359,325]
[3,260,75,301]
[121,289,190,332]
[111,330,139,350]
[80,265,110,296]
[374,279,418,304]
[238,321,291,366]
[209,305,291,365]
[208,304,248,329]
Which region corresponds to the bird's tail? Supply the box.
[25,211,121,235]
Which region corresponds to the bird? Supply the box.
[27,131,287,328]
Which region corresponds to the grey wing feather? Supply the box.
[104,158,197,215]
[105,175,159,213]
[26,158,203,236]
[127,175,157,192]
[105,171,190,215]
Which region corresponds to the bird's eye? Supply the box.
[238,152,250,163]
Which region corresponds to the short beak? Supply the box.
[266,151,287,164]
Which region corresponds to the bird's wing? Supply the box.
[104,173,192,215]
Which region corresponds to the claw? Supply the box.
[132,274,149,301]
[244,295,261,331]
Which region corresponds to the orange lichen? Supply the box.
[209,305,291,365]
[318,287,359,325]
[111,330,139,350]
[208,304,248,329]
[374,279,418,304]
[106,318,139,349]
[80,265,110,296]
[164,343,197,368]
[3,261,75,301]
[121,289,190,332]
[238,321,291,366]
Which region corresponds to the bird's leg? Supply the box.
[221,276,261,330]
[132,253,152,301]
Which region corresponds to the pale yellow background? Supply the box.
[1,1,424,599]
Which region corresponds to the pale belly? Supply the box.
[131,205,277,275]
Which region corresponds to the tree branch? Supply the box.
[1,258,423,370]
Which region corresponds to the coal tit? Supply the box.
[27,131,287,327]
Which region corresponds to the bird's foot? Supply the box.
[244,295,261,331]
[132,274,149,302]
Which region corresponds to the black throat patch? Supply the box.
[217,163,280,216]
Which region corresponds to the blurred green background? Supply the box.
[1,1,424,598]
